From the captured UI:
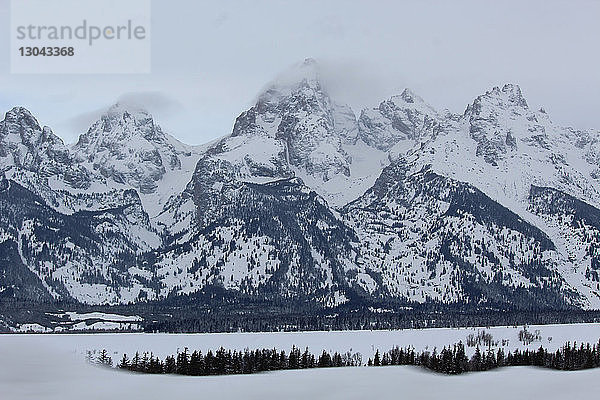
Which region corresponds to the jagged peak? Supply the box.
[501,83,528,107]
[232,58,335,137]
[76,102,165,146]
[5,106,35,118]
[384,88,439,116]
[466,83,530,117]
[397,88,424,104]
[2,107,41,131]
[1,106,65,148]
[301,57,318,66]
[257,58,325,104]
[484,83,528,107]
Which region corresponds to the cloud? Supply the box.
[116,91,183,116]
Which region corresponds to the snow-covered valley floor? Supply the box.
[1,323,600,399]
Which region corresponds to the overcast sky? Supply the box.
[0,0,599,145]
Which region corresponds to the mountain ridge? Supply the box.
[2,60,600,313]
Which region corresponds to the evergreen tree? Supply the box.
[118,354,130,369]
[131,352,141,372]
[97,349,113,367]
[470,347,482,371]
[164,355,176,373]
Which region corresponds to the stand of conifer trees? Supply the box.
[368,340,600,374]
[109,340,600,376]
[115,346,361,375]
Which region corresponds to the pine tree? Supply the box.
[189,351,204,376]
[97,349,113,367]
[470,347,482,371]
[118,354,130,369]
[177,348,190,375]
[131,352,141,372]
[164,355,176,373]
[318,350,332,368]
[373,350,381,366]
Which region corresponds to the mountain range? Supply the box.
[1,59,599,312]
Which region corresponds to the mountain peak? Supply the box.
[76,102,165,147]
[301,57,318,66]
[3,107,41,131]
[358,89,444,152]
[0,106,72,179]
[106,102,151,118]
[258,58,324,102]
[1,106,64,148]
[5,106,34,117]
[478,83,528,109]
[227,58,357,189]
[386,88,437,114]
[501,83,528,107]
[398,88,424,104]
[466,83,530,120]
[102,102,154,128]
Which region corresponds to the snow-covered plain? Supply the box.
[1,324,600,399]
[11,312,143,333]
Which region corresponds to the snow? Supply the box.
[296,140,389,207]
[68,104,206,218]
[12,323,52,333]
[2,324,600,400]
[62,312,143,322]
[18,312,145,333]
[5,323,600,362]
[70,321,142,331]
[398,86,600,307]
[140,149,203,218]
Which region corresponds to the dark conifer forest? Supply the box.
[102,340,600,376]
[4,296,600,333]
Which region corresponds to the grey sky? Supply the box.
[0,0,599,145]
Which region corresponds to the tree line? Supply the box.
[140,306,600,334]
[99,340,600,376]
[113,346,362,375]
[369,340,600,373]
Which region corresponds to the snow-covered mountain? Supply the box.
[0,104,201,304]
[2,60,600,310]
[389,84,600,308]
[72,103,201,216]
[152,60,379,304]
[358,88,451,153]
[183,58,388,209]
[0,107,93,193]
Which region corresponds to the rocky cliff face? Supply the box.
[358,88,450,153]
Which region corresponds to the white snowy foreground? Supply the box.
[1,323,600,399]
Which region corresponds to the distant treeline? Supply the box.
[99,340,600,376]
[369,340,600,374]
[4,297,600,334]
[140,308,600,333]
